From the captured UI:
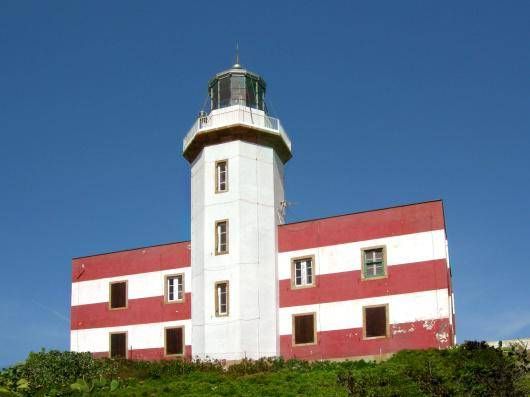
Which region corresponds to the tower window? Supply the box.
[363,305,389,339]
[292,313,316,345]
[109,332,127,358]
[109,281,127,309]
[362,247,387,279]
[291,256,315,288]
[165,274,184,303]
[215,220,229,255]
[215,281,229,316]
[215,160,228,193]
[165,327,184,356]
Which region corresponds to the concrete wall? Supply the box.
[190,140,285,360]
[276,201,455,359]
[69,201,455,361]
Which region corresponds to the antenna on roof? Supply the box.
[233,41,241,68]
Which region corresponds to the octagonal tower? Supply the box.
[183,61,292,360]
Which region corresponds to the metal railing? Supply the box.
[183,106,291,152]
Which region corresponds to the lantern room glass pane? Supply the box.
[211,84,218,109]
[219,77,231,108]
[231,75,245,106]
[246,77,257,108]
[257,83,264,110]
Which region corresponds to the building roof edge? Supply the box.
[72,239,191,261]
[279,199,444,228]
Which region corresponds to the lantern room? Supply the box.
[208,63,267,112]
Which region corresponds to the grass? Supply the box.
[92,368,348,397]
[1,342,528,396]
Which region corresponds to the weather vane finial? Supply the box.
[233,41,241,68]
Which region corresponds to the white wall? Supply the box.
[71,268,191,306]
[191,140,285,360]
[278,289,450,335]
[277,229,447,280]
[71,320,191,352]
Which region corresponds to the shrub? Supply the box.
[0,350,117,396]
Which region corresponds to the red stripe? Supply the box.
[278,201,445,252]
[72,241,190,282]
[280,260,448,307]
[92,346,192,360]
[280,318,454,360]
[71,293,191,330]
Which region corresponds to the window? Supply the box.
[363,305,389,339]
[165,327,184,356]
[109,332,127,358]
[215,220,229,255]
[291,256,315,288]
[362,247,386,279]
[215,160,228,193]
[215,281,229,316]
[292,313,316,346]
[165,274,184,303]
[109,281,127,309]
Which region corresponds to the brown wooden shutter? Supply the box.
[110,333,126,358]
[365,306,387,337]
[110,282,127,309]
[165,327,184,355]
[294,314,315,344]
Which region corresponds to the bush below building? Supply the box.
[0,341,528,396]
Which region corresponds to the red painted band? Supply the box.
[71,293,191,330]
[279,259,449,308]
[278,201,445,252]
[72,241,190,282]
[280,318,453,360]
[92,345,192,360]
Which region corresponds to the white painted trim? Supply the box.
[278,229,447,280]
[71,268,191,306]
[278,289,450,335]
[70,320,191,353]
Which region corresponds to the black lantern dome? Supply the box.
[208,62,267,112]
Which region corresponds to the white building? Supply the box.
[70,61,456,361]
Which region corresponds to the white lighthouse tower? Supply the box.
[183,59,292,360]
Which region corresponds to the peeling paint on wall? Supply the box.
[422,319,436,330]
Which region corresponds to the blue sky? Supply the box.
[1,1,529,366]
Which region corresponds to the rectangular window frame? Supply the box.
[214,280,229,317]
[215,219,229,255]
[164,326,185,357]
[292,312,317,347]
[290,255,316,289]
[361,245,388,280]
[108,280,128,310]
[362,304,389,340]
[108,331,128,358]
[215,160,228,193]
[164,274,185,304]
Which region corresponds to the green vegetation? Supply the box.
[1,342,528,396]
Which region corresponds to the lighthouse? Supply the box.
[183,59,292,360]
[70,58,455,362]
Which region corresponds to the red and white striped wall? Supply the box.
[70,200,455,360]
[70,242,193,359]
[277,200,455,359]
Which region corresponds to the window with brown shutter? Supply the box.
[293,313,316,345]
[165,327,184,356]
[109,332,127,358]
[363,305,389,338]
[109,281,127,309]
